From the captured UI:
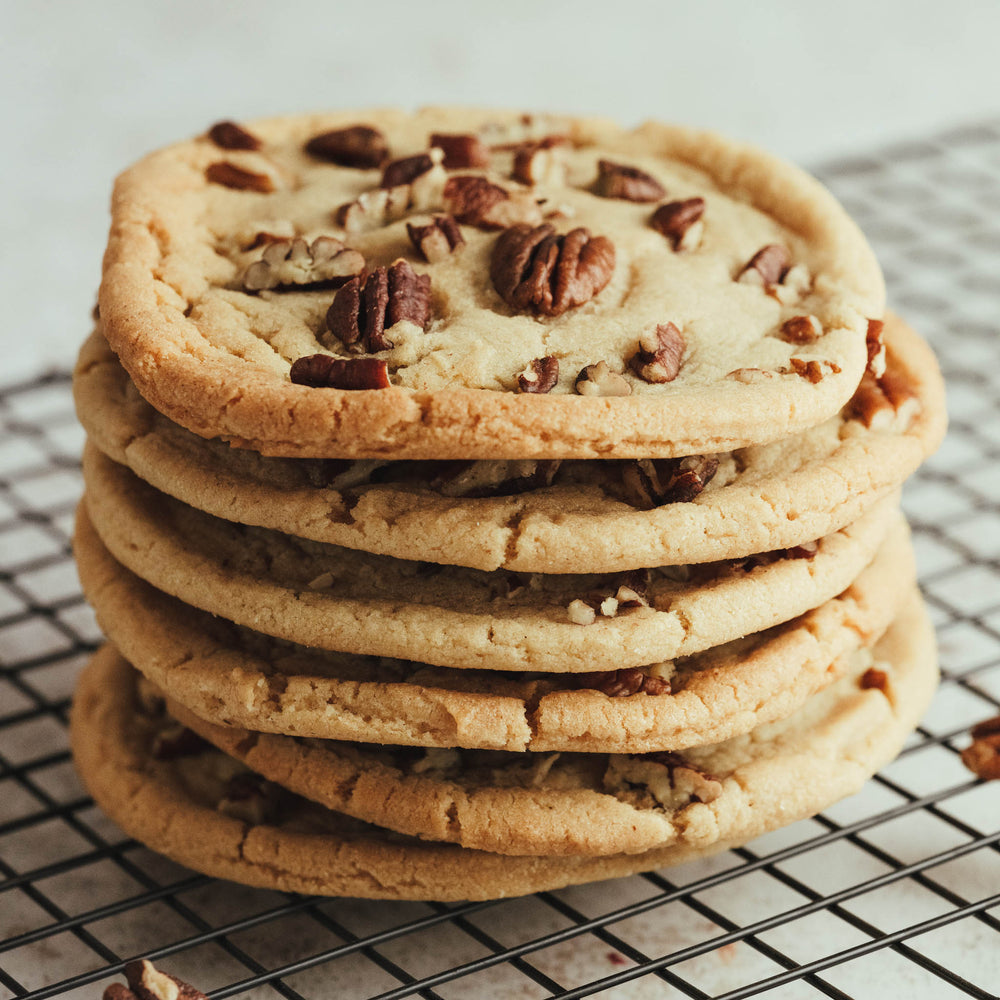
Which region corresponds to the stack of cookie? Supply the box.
[70,108,946,900]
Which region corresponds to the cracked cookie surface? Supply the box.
[98,107,883,459]
[69,597,936,898]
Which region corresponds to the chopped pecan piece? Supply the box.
[382,152,436,188]
[866,318,887,377]
[604,752,723,810]
[643,752,724,803]
[629,323,685,383]
[336,149,445,232]
[430,132,491,169]
[217,772,279,825]
[290,355,390,390]
[517,356,559,393]
[786,357,841,383]
[205,162,274,193]
[737,244,790,287]
[849,368,920,430]
[207,120,261,151]
[431,459,561,498]
[491,224,615,316]
[617,456,719,509]
[582,668,671,697]
[962,715,1000,781]
[241,236,364,292]
[859,667,889,692]
[780,315,823,344]
[512,137,568,186]
[326,260,431,352]
[406,214,465,262]
[575,361,632,397]
[727,367,775,384]
[650,198,705,250]
[151,724,210,761]
[443,175,542,229]
[729,539,819,572]
[104,959,208,1000]
[595,159,666,202]
[305,124,389,167]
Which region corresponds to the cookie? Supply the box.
[76,313,945,572]
[81,444,900,672]
[75,508,914,752]
[98,108,883,460]
[70,598,937,898]
[161,587,932,858]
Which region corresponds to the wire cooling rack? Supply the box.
[2,121,1000,1000]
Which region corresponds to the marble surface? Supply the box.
[3,0,1000,382]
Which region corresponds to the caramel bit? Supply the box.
[617,456,719,509]
[866,318,887,377]
[859,667,889,693]
[512,137,568,186]
[290,355,390,390]
[205,162,274,193]
[406,214,465,262]
[326,260,431,353]
[786,357,841,383]
[595,159,666,202]
[490,223,615,316]
[430,132,491,169]
[575,361,632,397]
[780,315,823,344]
[650,197,705,250]
[630,322,685,384]
[241,236,364,292]
[582,668,670,697]
[962,715,1000,781]
[382,152,437,188]
[443,175,542,229]
[738,244,790,287]
[207,120,261,151]
[104,959,208,1000]
[151,724,210,761]
[305,125,389,168]
[517,356,560,394]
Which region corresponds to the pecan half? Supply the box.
[290,355,390,390]
[443,175,542,230]
[595,159,666,202]
[963,716,1000,781]
[581,668,670,697]
[406,214,465,262]
[205,162,274,193]
[490,224,615,316]
[779,315,823,344]
[866,318,887,377]
[430,132,491,169]
[326,260,431,352]
[104,960,208,1000]
[306,125,389,167]
[629,323,685,383]
[738,244,790,287]
[517,356,559,393]
[208,120,261,151]
[650,198,705,250]
[575,361,632,396]
[617,456,719,509]
[241,236,364,292]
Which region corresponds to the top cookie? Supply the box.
[99,107,884,459]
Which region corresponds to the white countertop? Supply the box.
[3,0,999,384]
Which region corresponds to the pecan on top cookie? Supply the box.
[99,108,884,458]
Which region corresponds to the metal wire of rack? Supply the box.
[2,120,1000,1000]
